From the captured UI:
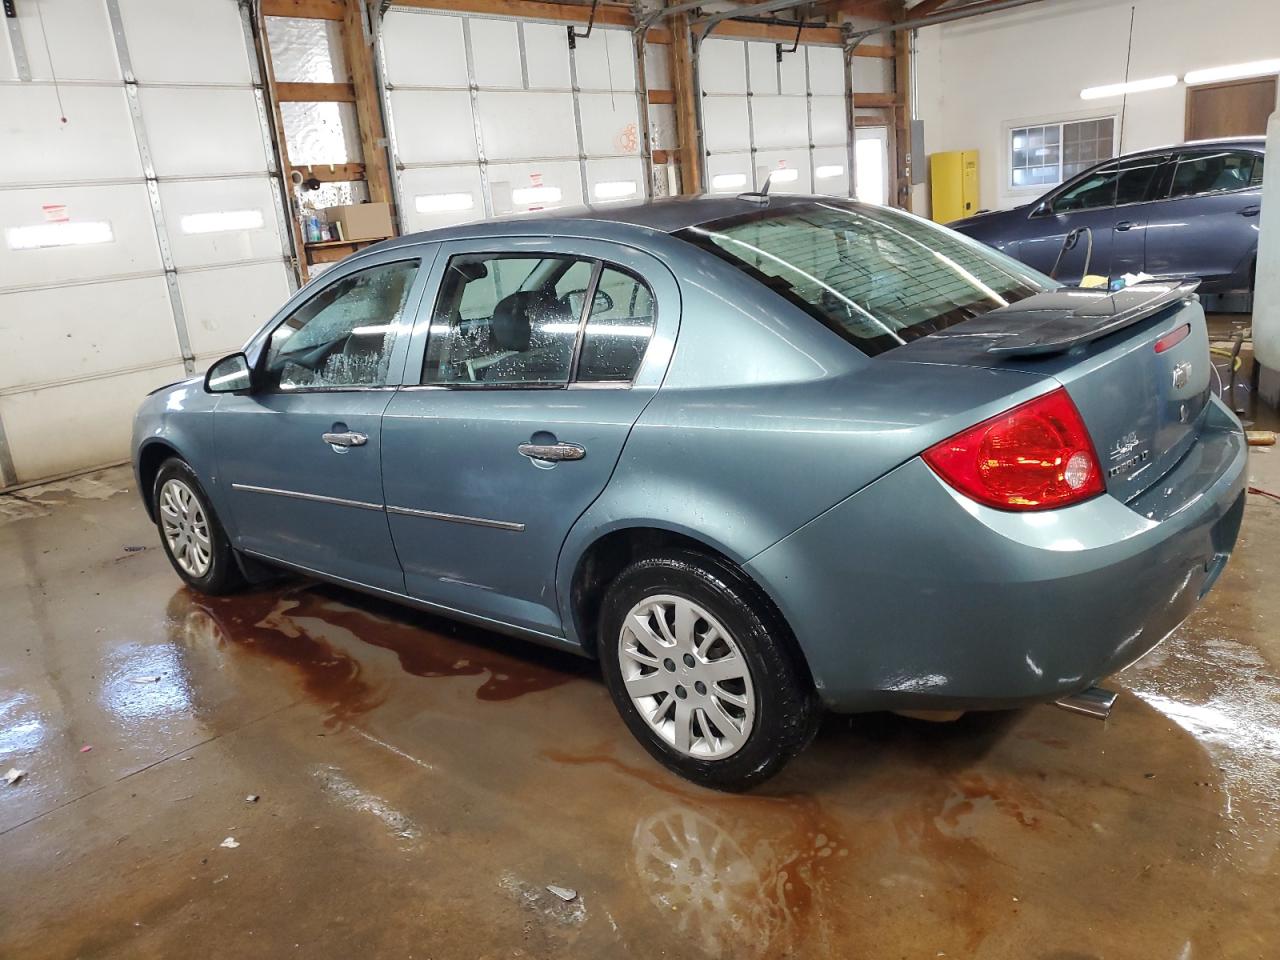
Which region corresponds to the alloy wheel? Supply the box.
[158,478,213,578]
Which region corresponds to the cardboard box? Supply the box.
[321,202,393,242]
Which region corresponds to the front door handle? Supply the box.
[322,431,368,448]
[518,441,586,463]
[1115,220,1134,231]
[1239,204,1261,217]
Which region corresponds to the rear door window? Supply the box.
[1165,150,1260,198]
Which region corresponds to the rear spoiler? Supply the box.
[973,281,1201,358]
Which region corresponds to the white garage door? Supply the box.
[0,0,294,485]
[379,6,646,232]
[700,38,850,198]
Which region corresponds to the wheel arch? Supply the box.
[136,438,184,521]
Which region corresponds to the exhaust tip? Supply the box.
[1054,686,1118,721]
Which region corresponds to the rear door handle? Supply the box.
[518,441,585,462]
[1239,204,1261,217]
[322,431,368,448]
[1115,220,1134,231]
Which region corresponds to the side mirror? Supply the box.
[1029,201,1051,218]
[204,352,254,394]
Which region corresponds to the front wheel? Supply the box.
[598,550,819,791]
[152,458,245,595]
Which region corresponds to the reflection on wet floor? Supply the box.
[2,456,1280,958]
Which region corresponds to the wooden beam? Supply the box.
[823,0,897,21]
[276,81,357,102]
[647,88,675,105]
[393,0,634,27]
[646,26,673,44]
[652,149,671,164]
[292,162,367,182]
[855,43,894,58]
[905,0,955,16]
[668,9,701,194]
[341,0,394,209]
[892,21,913,210]
[714,21,843,45]
[853,92,899,107]
[262,0,344,19]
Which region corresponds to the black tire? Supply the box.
[598,549,819,791]
[152,458,245,595]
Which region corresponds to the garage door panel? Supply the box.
[747,43,778,96]
[751,96,809,150]
[159,178,285,270]
[807,46,844,96]
[813,146,850,196]
[17,0,120,82]
[0,184,161,289]
[1,364,189,483]
[383,11,467,87]
[118,0,250,84]
[524,23,571,88]
[702,97,751,154]
[780,49,808,95]
[471,19,522,88]
[574,29,635,92]
[142,88,269,178]
[0,278,178,391]
[707,153,752,193]
[756,152,811,194]
[399,166,485,232]
[179,262,292,359]
[585,158,644,205]
[700,39,746,95]
[488,161,581,216]
[578,93,641,158]
[0,86,141,184]
[811,96,849,148]
[477,92,578,161]
[389,90,477,165]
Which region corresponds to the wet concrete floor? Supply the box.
[1,434,1279,958]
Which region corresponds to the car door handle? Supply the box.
[322,431,368,448]
[1115,220,1134,231]
[1239,204,1261,217]
[518,441,585,462]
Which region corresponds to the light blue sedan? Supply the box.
[133,195,1246,789]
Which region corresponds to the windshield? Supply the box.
[677,201,1056,356]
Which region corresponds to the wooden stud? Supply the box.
[261,0,345,19]
[714,21,843,45]
[853,92,899,107]
[892,16,913,211]
[257,4,309,283]
[341,0,394,209]
[276,81,357,102]
[668,9,701,194]
[647,89,676,105]
[292,162,368,182]
[652,149,671,165]
[393,0,633,27]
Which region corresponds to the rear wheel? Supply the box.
[153,458,244,595]
[598,550,818,791]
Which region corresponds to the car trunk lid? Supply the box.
[886,282,1213,503]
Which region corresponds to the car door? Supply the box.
[380,237,678,638]
[214,250,433,592]
[1018,153,1166,283]
[1142,148,1264,289]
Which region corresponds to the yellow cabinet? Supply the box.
[930,150,979,224]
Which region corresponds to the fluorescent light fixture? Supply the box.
[1185,58,1280,86]
[814,165,844,180]
[512,186,562,205]
[6,220,114,250]
[711,172,747,190]
[180,210,264,235]
[593,180,638,200]
[768,168,800,183]
[415,192,474,213]
[1080,75,1177,100]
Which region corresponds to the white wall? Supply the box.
[912,0,1280,216]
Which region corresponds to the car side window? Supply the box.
[421,254,589,386]
[1167,150,1259,199]
[1051,156,1162,213]
[263,260,418,390]
[575,266,656,383]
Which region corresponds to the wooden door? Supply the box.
[1186,76,1277,140]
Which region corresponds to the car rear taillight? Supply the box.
[922,387,1106,511]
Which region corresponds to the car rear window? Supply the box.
[676,201,1054,356]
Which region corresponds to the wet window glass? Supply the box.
[264,260,417,390]
[576,267,655,382]
[422,254,589,386]
[1167,151,1258,198]
[678,201,1052,358]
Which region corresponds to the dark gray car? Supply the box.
[951,138,1264,294]
[133,196,1247,790]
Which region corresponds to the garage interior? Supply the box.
[2,0,1280,955]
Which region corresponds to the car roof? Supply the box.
[1124,136,1266,159]
[371,193,840,251]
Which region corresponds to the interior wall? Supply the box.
[911,0,1280,217]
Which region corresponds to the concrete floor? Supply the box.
[2,417,1278,958]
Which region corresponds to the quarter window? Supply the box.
[1166,151,1260,199]
[576,267,656,382]
[263,260,418,390]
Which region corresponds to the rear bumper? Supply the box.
[747,396,1247,713]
